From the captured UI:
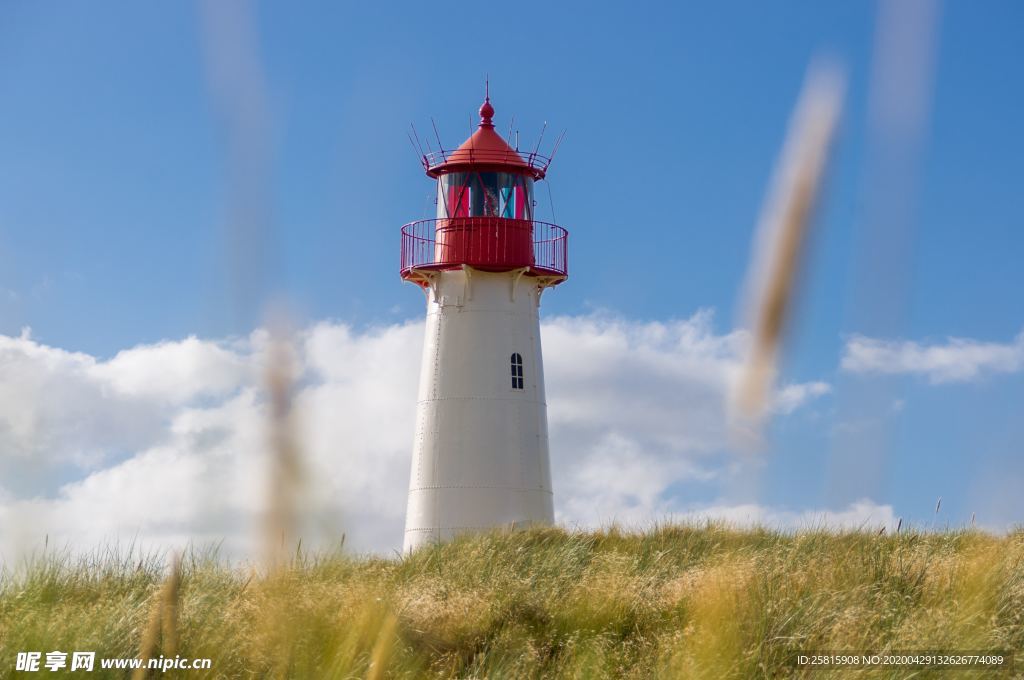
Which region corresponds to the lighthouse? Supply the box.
[400,92,568,552]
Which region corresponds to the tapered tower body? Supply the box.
[400,95,568,552]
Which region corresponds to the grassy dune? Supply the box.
[2,525,1022,678]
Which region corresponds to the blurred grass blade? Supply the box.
[732,61,845,442]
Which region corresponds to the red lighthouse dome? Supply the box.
[400,94,567,286]
[424,96,543,179]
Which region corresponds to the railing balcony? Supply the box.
[400,218,568,281]
[422,149,552,179]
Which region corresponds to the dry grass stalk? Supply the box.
[132,553,181,680]
[365,613,399,680]
[263,315,305,575]
[160,554,182,657]
[733,62,844,441]
[132,594,162,679]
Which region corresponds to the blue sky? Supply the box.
[1,1,1022,553]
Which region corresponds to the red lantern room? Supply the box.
[400,94,568,287]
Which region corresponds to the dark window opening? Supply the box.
[437,173,534,220]
[511,353,524,390]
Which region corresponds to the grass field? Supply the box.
[2,524,1022,678]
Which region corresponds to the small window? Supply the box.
[437,172,533,220]
[510,353,524,389]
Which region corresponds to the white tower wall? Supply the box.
[404,266,554,552]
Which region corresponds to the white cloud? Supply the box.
[0,312,832,560]
[841,331,1024,383]
[90,336,251,403]
[772,381,832,415]
[671,498,897,532]
[0,334,167,467]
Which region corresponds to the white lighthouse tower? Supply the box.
[400,93,568,552]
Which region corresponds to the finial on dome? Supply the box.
[479,78,494,128]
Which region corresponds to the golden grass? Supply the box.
[1,525,1022,678]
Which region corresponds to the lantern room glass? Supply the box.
[437,172,534,220]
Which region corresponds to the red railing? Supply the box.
[401,218,568,279]
[422,149,552,178]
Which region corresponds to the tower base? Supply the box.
[403,267,554,552]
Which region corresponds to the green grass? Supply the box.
[2,525,1022,678]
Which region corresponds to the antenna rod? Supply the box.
[407,131,428,170]
[430,117,445,160]
[545,129,567,171]
[545,178,558,224]
[531,121,548,163]
[416,121,434,155]
[410,123,426,157]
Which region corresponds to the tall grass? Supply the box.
[1,525,1021,678]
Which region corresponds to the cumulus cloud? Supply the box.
[91,337,252,403]
[671,498,896,532]
[0,331,168,469]
[0,312,833,559]
[841,331,1024,383]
